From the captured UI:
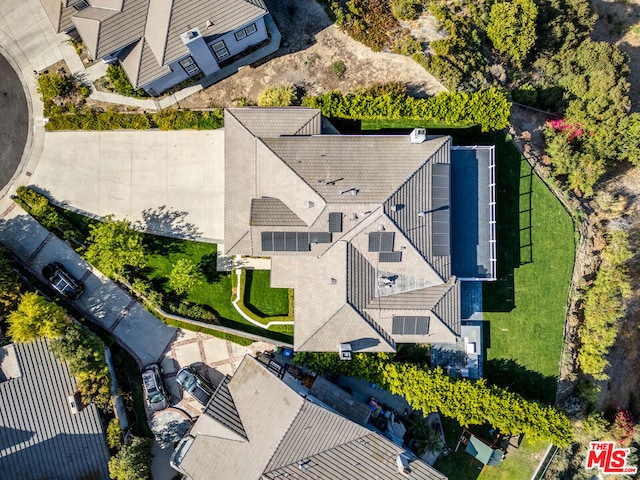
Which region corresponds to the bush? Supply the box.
[330,60,347,79]
[330,0,402,52]
[168,302,217,322]
[106,63,147,98]
[106,418,122,449]
[257,84,296,107]
[37,72,69,102]
[108,436,153,480]
[393,35,422,56]
[168,259,204,295]
[391,0,423,20]
[152,108,224,130]
[303,87,511,131]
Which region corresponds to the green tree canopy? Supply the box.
[7,292,68,342]
[0,248,21,318]
[168,259,204,295]
[108,436,153,480]
[85,215,145,278]
[486,0,538,64]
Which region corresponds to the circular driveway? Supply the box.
[0,51,29,191]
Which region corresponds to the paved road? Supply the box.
[0,52,28,192]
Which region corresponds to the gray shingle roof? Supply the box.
[0,339,109,480]
[263,433,447,480]
[251,198,307,226]
[224,107,463,352]
[203,375,247,441]
[178,356,447,480]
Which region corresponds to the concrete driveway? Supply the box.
[0,204,176,366]
[29,129,225,242]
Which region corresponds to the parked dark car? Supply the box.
[176,366,214,406]
[142,364,169,411]
[42,262,84,299]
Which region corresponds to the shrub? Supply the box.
[106,418,122,449]
[391,0,423,20]
[393,35,422,56]
[303,87,511,131]
[37,71,69,101]
[330,60,347,78]
[106,63,147,98]
[257,84,296,107]
[168,259,204,295]
[168,302,217,322]
[152,108,223,130]
[330,0,401,52]
[108,436,153,480]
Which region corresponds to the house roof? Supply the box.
[0,339,110,480]
[176,356,447,480]
[224,107,463,352]
[42,0,268,88]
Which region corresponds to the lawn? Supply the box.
[244,270,289,317]
[142,235,293,341]
[479,135,575,404]
[361,118,470,130]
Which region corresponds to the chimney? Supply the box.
[410,128,427,143]
[396,455,411,476]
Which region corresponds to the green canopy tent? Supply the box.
[465,435,505,470]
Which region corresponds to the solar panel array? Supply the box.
[431,164,450,256]
[391,316,430,335]
[368,232,395,252]
[378,252,402,262]
[328,212,343,233]
[261,232,332,251]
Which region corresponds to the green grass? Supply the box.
[480,134,575,403]
[479,438,549,480]
[142,235,293,342]
[361,118,470,130]
[244,270,289,317]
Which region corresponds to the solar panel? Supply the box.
[309,232,332,244]
[297,232,310,251]
[432,164,450,256]
[379,252,402,262]
[392,316,429,335]
[369,232,381,252]
[273,232,285,251]
[328,212,343,233]
[261,232,273,251]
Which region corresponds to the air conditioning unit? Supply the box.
[339,343,352,361]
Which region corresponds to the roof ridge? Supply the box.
[431,276,460,336]
[296,304,348,351]
[203,375,248,441]
[160,0,175,66]
[292,111,321,136]
[262,394,306,470]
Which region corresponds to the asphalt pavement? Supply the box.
[0,52,28,194]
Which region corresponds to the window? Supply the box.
[211,40,229,60]
[234,23,257,41]
[179,56,200,76]
[72,0,89,10]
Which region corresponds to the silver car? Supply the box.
[142,364,169,411]
[176,366,214,406]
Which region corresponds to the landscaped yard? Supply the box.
[244,270,289,317]
[479,135,575,404]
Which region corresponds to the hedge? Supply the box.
[302,87,511,132]
[45,108,223,131]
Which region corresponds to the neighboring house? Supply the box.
[0,338,110,479]
[224,107,497,354]
[40,0,274,95]
[170,355,447,480]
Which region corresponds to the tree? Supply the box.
[108,436,153,480]
[168,259,204,295]
[7,292,68,342]
[106,418,122,449]
[85,215,145,279]
[0,248,20,318]
[50,322,111,408]
[486,0,538,64]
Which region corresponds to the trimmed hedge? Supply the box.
[45,108,223,131]
[302,87,511,132]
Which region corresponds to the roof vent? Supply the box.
[378,224,385,231]
[205,19,213,28]
[306,201,314,208]
[351,213,358,221]
[329,277,337,285]
[417,211,427,218]
[410,128,427,144]
[298,460,311,471]
[339,343,352,361]
[396,454,411,476]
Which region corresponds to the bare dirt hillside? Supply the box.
[179,0,446,109]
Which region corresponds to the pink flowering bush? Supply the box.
[546,118,585,141]
[611,410,636,447]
